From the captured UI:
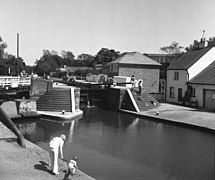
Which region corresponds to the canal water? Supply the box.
[15,104,215,180]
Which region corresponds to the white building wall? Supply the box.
[190,84,215,108]
[188,47,215,80]
[166,69,188,103]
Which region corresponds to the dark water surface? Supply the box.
[16,105,215,180]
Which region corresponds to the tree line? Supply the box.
[1,35,215,77]
[0,37,26,75]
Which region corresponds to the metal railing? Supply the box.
[0,76,31,88]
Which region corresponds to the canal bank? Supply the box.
[121,103,215,132]
[0,121,95,180]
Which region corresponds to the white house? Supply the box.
[187,61,215,111]
[166,46,215,108]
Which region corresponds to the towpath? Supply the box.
[123,103,215,131]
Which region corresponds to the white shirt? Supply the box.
[68,160,77,170]
[49,137,64,150]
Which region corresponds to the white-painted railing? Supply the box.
[0,76,31,88]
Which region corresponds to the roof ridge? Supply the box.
[110,52,161,65]
[189,60,215,84]
[168,47,213,70]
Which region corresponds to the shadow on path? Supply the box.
[34,160,53,175]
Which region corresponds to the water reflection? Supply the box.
[68,120,75,143]
[127,117,139,129]
[16,122,36,134]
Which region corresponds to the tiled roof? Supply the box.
[110,52,161,66]
[168,47,212,70]
[189,60,215,84]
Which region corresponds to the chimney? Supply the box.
[198,38,205,49]
[17,33,19,58]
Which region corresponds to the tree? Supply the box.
[160,41,184,57]
[77,53,94,67]
[94,48,120,64]
[51,50,59,56]
[3,52,14,59]
[61,50,75,60]
[34,60,52,75]
[61,50,67,59]
[207,37,215,47]
[61,50,75,67]
[34,53,59,75]
[77,53,93,60]
[0,36,27,75]
[185,39,201,52]
[25,65,36,74]
[0,37,7,59]
[160,42,184,80]
[42,50,51,56]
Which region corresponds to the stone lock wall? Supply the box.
[30,78,53,97]
[119,67,160,93]
[74,88,81,110]
[15,99,37,114]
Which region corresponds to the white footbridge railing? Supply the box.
[0,76,31,89]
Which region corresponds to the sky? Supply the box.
[1,0,215,65]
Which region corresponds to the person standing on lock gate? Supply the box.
[131,75,135,88]
[138,79,143,95]
[49,134,66,175]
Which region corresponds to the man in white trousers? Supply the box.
[49,134,66,175]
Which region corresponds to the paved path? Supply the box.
[123,103,215,131]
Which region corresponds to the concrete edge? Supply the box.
[120,109,215,133]
[37,110,83,121]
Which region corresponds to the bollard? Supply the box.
[87,101,91,108]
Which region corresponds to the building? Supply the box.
[144,53,169,64]
[93,62,109,75]
[187,61,215,111]
[166,46,215,110]
[108,52,161,93]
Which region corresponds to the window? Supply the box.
[170,87,175,98]
[191,88,196,97]
[174,71,179,80]
[112,64,118,73]
[159,57,164,63]
[178,88,183,101]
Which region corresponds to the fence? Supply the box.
[0,76,31,88]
